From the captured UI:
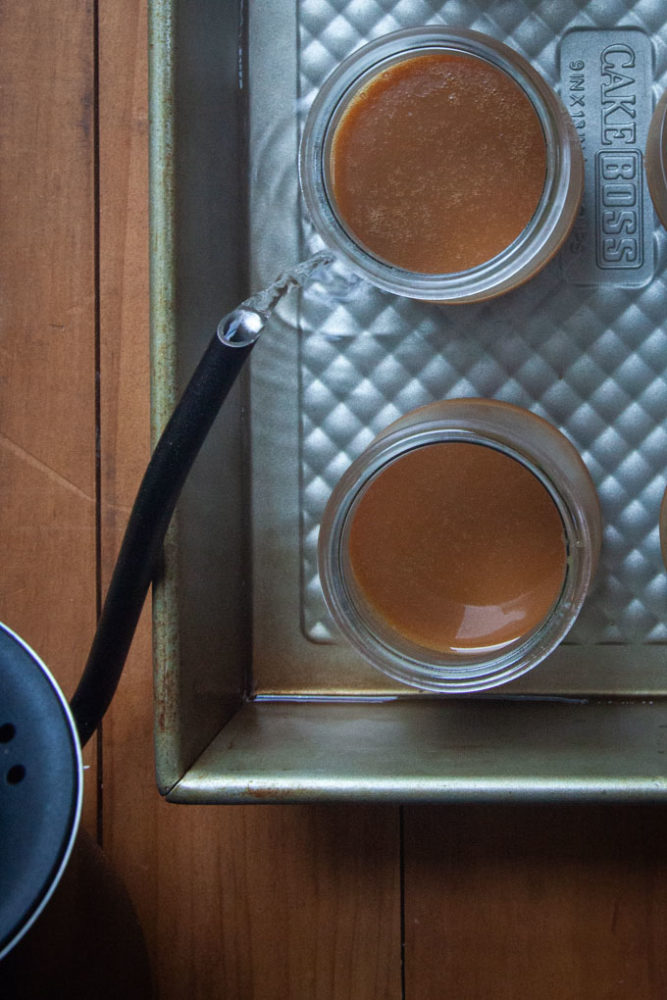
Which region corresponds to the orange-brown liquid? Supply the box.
[348,442,567,653]
[331,52,547,273]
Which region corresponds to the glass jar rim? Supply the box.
[299,26,584,303]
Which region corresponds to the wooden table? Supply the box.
[3,4,667,997]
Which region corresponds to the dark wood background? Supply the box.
[2,4,667,997]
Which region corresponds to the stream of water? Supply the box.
[218,250,361,345]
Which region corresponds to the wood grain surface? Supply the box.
[404,805,667,999]
[3,3,667,999]
[0,0,98,827]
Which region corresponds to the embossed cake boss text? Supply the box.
[597,42,642,268]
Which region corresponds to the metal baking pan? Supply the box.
[149,0,667,801]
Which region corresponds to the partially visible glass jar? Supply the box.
[318,399,601,693]
[646,89,667,229]
[299,26,584,304]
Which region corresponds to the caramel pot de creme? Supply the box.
[300,27,584,303]
[330,51,547,274]
[318,400,602,692]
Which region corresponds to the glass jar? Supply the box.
[646,89,667,229]
[299,26,584,304]
[318,399,601,692]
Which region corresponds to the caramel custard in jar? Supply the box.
[300,27,584,303]
[318,400,601,693]
[348,441,567,655]
[330,51,547,274]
